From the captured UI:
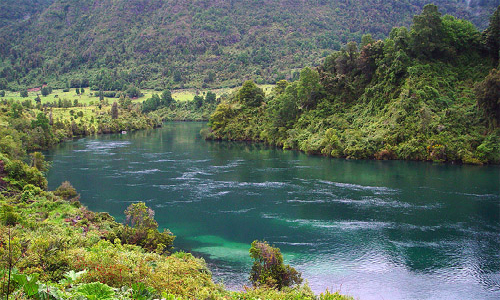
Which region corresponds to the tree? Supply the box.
[274,80,289,95]
[297,67,323,109]
[249,240,302,290]
[204,71,216,83]
[126,86,141,98]
[173,70,182,83]
[484,6,500,65]
[41,87,50,96]
[237,80,264,107]
[160,90,174,106]
[120,202,175,254]
[75,88,80,95]
[409,4,447,59]
[118,94,132,109]
[31,113,49,130]
[30,152,49,173]
[475,68,500,127]
[141,94,161,113]
[124,202,157,230]
[269,91,300,129]
[205,91,216,104]
[361,34,375,48]
[193,95,204,108]
[111,102,119,119]
[0,90,5,97]
[209,103,234,132]
[53,181,79,201]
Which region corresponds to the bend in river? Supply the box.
[45,122,500,300]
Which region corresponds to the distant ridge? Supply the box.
[0,0,497,90]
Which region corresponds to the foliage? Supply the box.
[29,152,49,173]
[249,240,302,290]
[237,81,265,107]
[74,282,116,300]
[0,88,349,300]
[117,202,175,254]
[3,157,47,190]
[0,1,496,90]
[206,6,500,164]
[484,6,500,64]
[53,181,80,201]
[111,101,119,119]
[0,205,19,226]
[475,68,500,127]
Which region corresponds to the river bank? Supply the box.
[46,122,500,299]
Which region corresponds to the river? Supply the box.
[45,122,500,300]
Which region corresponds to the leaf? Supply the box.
[13,273,40,296]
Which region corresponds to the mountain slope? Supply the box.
[0,0,497,90]
[0,0,54,28]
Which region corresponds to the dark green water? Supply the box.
[45,122,500,300]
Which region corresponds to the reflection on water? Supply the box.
[46,122,500,300]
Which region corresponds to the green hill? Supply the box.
[203,5,500,164]
[0,0,497,91]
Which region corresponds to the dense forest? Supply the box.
[0,0,498,91]
[204,5,500,164]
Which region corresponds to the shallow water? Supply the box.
[45,122,500,299]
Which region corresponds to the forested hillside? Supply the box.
[0,0,54,28]
[204,5,500,164]
[0,0,497,91]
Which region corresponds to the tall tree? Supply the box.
[161,90,174,106]
[111,102,119,119]
[484,5,500,65]
[237,81,264,107]
[409,4,447,59]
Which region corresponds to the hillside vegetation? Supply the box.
[204,5,500,164]
[0,0,497,90]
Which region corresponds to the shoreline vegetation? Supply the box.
[202,5,500,165]
[0,72,350,300]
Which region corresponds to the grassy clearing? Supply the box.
[169,84,274,102]
[1,84,275,105]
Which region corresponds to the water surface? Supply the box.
[46,122,500,300]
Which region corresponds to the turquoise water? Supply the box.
[45,122,500,300]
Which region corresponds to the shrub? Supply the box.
[4,159,47,190]
[1,205,19,226]
[20,184,42,202]
[54,181,80,201]
[249,240,302,290]
[74,282,116,300]
[116,202,175,253]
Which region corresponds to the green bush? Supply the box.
[249,240,302,290]
[74,282,116,300]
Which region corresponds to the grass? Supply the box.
[1,84,276,105]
